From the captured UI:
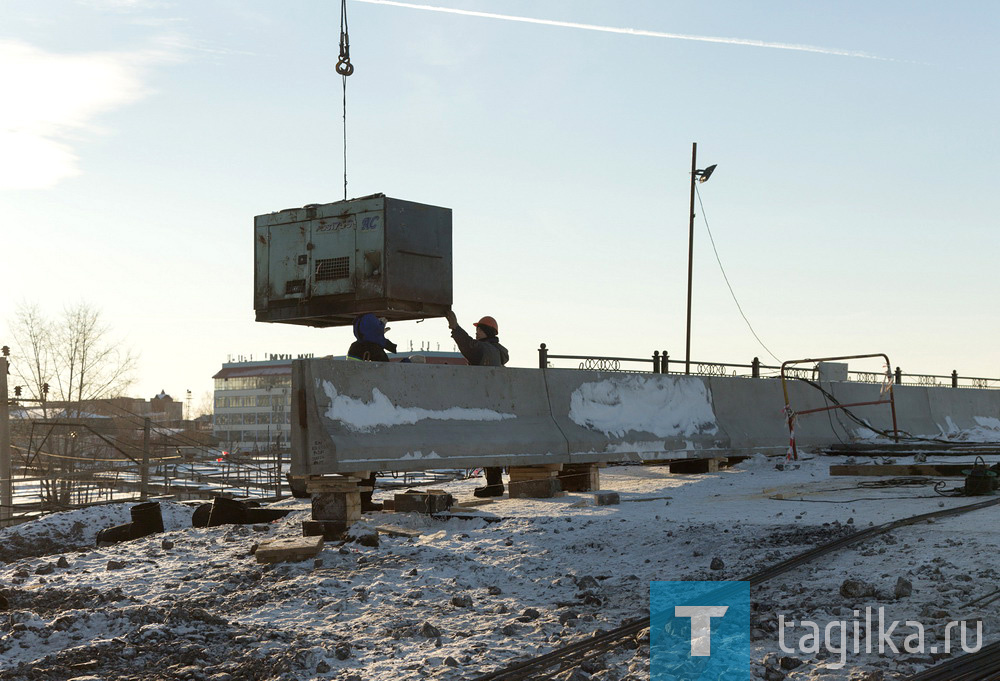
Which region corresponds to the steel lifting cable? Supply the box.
[337,0,354,200]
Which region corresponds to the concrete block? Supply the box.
[817,362,849,382]
[593,491,620,506]
[256,535,324,564]
[302,520,348,540]
[393,491,453,514]
[376,525,422,538]
[312,491,362,522]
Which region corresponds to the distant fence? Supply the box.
[3,451,288,527]
[537,344,1000,390]
[2,408,288,527]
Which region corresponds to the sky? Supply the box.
[2,0,999,407]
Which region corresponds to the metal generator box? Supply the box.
[254,194,452,327]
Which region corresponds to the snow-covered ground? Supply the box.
[1,451,998,681]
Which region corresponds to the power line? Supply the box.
[695,184,782,364]
[94,399,284,476]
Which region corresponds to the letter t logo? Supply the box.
[674,606,729,656]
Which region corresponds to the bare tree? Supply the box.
[7,302,139,506]
[50,303,138,409]
[193,390,214,419]
[8,302,54,409]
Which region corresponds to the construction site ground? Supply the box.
[1,450,998,681]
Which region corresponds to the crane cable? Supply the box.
[337,0,355,200]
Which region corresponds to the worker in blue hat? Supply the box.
[346,313,398,511]
[348,313,397,362]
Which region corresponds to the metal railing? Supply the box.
[537,344,1000,389]
[537,344,666,373]
[1,414,288,527]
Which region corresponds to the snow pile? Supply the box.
[943,416,1000,442]
[1,453,998,680]
[0,501,193,562]
[854,415,1000,444]
[322,381,516,432]
[569,374,718,438]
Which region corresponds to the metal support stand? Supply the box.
[0,358,10,526]
[141,418,150,501]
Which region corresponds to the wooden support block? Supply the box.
[668,458,723,475]
[509,477,562,499]
[508,465,562,482]
[306,475,370,494]
[312,491,362,523]
[393,491,454,514]
[455,498,494,508]
[302,520,348,540]
[508,472,559,482]
[830,464,969,477]
[559,463,601,492]
[376,525,422,538]
[255,535,324,564]
[308,482,372,494]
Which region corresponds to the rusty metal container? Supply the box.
[254,193,452,327]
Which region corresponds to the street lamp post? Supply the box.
[685,142,716,375]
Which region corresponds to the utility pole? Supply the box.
[1,356,11,526]
[685,143,698,375]
[685,142,717,375]
[141,418,150,501]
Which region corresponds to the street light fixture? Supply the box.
[685,142,717,375]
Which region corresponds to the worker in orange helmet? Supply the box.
[445,310,509,497]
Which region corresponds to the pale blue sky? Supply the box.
[2,0,998,403]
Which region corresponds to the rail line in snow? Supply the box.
[472,496,1000,680]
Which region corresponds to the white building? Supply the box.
[212,350,466,455]
[212,357,299,454]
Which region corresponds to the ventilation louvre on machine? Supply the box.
[254,193,453,327]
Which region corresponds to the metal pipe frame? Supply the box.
[780,353,899,460]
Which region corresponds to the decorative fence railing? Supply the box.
[537,344,1000,390]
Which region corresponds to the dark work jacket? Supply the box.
[348,340,389,362]
[452,327,509,367]
[349,313,396,361]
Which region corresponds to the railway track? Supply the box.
[901,640,1000,680]
[472,496,1000,681]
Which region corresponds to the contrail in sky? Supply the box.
[353,0,886,60]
